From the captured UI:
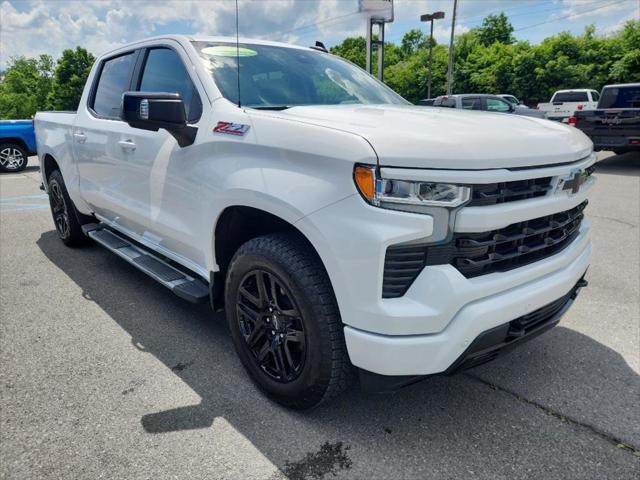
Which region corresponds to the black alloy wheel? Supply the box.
[47,170,88,247]
[225,233,354,409]
[49,178,71,240]
[236,269,306,383]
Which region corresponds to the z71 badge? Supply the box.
[213,121,250,136]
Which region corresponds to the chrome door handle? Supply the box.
[73,132,87,144]
[118,140,136,151]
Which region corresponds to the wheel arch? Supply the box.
[0,137,29,153]
[210,205,331,311]
[41,153,61,185]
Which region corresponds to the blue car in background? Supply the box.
[0,119,37,172]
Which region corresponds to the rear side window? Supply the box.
[435,97,456,108]
[598,86,640,109]
[138,48,202,122]
[553,92,589,102]
[591,91,600,101]
[92,53,136,118]
[461,97,481,110]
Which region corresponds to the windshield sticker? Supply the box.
[201,46,257,57]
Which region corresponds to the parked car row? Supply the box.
[428,94,546,118]
[416,85,639,156]
[569,83,640,154]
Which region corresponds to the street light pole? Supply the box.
[420,11,445,100]
[446,0,458,95]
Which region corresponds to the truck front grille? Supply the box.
[469,177,552,206]
[467,165,595,207]
[382,201,587,298]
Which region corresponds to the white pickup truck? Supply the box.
[35,36,595,409]
[537,89,600,122]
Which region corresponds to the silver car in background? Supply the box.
[433,94,547,119]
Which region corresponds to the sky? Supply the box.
[1,0,638,67]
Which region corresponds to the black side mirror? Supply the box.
[121,92,197,147]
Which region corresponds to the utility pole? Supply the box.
[420,11,445,100]
[446,0,458,95]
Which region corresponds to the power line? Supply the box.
[276,11,360,37]
[457,0,555,23]
[514,0,625,32]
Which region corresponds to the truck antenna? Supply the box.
[235,0,241,108]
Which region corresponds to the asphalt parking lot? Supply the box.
[1,152,638,479]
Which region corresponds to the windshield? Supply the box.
[192,41,409,109]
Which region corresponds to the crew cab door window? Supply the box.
[486,98,511,112]
[138,48,202,122]
[92,53,136,118]
[461,97,481,110]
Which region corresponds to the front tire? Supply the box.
[47,170,88,247]
[0,143,28,172]
[225,233,353,409]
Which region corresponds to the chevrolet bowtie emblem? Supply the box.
[559,169,587,195]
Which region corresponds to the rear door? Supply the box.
[74,49,140,218]
[461,97,482,110]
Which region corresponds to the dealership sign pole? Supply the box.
[360,0,394,81]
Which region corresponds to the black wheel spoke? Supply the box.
[237,302,261,323]
[236,268,307,384]
[285,329,304,345]
[255,271,269,308]
[272,342,288,379]
[256,342,270,363]
[246,324,266,348]
[239,286,261,309]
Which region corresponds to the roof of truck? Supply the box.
[100,34,314,57]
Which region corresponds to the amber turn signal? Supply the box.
[354,165,376,201]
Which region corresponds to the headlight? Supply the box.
[354,165,470,211]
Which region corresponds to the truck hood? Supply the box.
[271,105,592,169]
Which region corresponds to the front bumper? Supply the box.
[343,233,590,376]
[358,276,587,391]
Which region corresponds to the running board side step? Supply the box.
[82,223,209,304]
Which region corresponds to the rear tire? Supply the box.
[47,170,89,247]
[0,143,28,172]
[225,233,354,409]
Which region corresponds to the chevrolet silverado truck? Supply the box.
[537,89,600,122]
[0,119,37,172]
[34,36,594,409]
[570,83,640,154]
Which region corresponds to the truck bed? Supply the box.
[573,108,640,151]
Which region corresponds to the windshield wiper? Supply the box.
[251,106,291,111]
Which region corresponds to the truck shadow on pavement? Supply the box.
[37,231,640,478]
[596,151,640,176]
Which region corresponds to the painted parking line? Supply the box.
[0,193,49,212]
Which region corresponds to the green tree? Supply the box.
[330,36,367,69]
[400,29,427,58]
[610,20,640,82]
[476,13,514,46]
[0,55,54,118]
[48,47,95,110]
